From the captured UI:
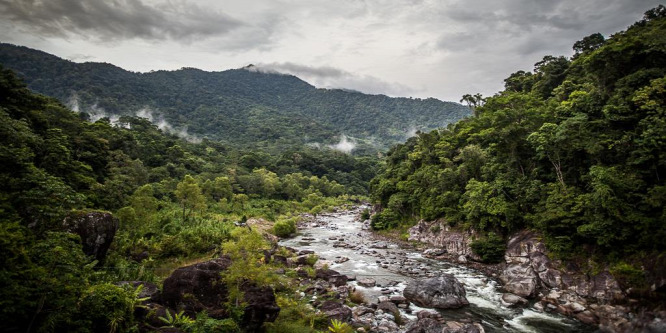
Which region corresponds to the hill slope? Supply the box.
[0,44,470,152]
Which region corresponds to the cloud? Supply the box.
[0,0,244,42]
[135,107,201,143]
[250,62,417,96]
[328,135,356,154]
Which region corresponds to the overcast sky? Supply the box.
[0,0,660,102]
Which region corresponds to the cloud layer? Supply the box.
[0,0,659,101]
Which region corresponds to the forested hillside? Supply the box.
[371,6,666,270]
[0,64,379,332]
[0,45,470,152]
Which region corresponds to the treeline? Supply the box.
[371,7,666,261]
[0,45,471,152]
[0,65,372,332]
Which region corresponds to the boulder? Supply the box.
[404,318,444,333]
[240,284,281,332]
[408,220,478,259]
[162,256,233,317]
[443,321,485,333]
[62,211,118,262]
[377,301,400,318]
[316,268,348,287]
[357,278,377,287]
[403,275,469,309]
[500,293,528,308]
[161,255,280,329]
[320,300,352,322]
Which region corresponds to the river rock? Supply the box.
[423,248,446,257]
[500,293,528,308]
[62,211,118,262]
[377,301,400,318]
[316,268,348,286]
[320,300,352,322]
[358,278,377,287]
[403,274,469,309]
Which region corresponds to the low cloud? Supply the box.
[328,135,356,154]
[0,0,244,42]
[136,107,201,143]
[248,62,417,97]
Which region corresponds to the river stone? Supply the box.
[403,274,469,309]
[377,301,400,318]
[358,278,377,287]
[320,300,352,322]
[404,317,444,333]
[500,293,528,308]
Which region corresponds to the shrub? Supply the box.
[273,220,296,238]
[470,232,506,263]
[348,290,366,304]
[370,208,400,230]
[79,283,137,333]
[360,208,371,220]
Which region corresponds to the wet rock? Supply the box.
[357,278,376,287]
[389,295,409,306]
[315,268,348,286]
[320,300,352,322]
[404,274,469,309]
[62,211,118,263]
[423,248,446,257]
[500,293,528,308]
[376,318,400,332]
[404,317,444,333]
[443,321,485,333]
[352,305,375,317]
[377,301,400,318]
[334,257,349,263]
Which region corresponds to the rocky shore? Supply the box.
[407,219,666,332]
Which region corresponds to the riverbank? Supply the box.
[282,206,590,332]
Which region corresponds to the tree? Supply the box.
[174,175,206,222]
[460,93,485,117]
[573,33,605,55]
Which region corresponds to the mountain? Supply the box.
[0,44,470,153]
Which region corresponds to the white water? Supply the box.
[280,208,592,332]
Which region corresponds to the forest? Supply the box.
[0,45,470,153]
[1,5,665,333]
[0,63,378,332]
[371,6,666,274]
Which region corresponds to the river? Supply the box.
[279,207,593,332]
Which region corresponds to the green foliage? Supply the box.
[273,219,297,238]
[370,7,666,260]
[159,310,195,328]
[186,312,240,333]
[360,208,370,220]
[370,208,401,230]
[79,283,139,333]
[470,232,507,263]
[222,228,273,314]
[328,319,353,333]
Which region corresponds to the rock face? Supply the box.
[408,220,479,260]
[403,275,469,309]
[501,230,623,302]
[161,256,280,329]
[62,211,118,262]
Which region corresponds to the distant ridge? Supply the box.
[0,43,470,152]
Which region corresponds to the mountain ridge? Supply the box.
[0,43,471,153]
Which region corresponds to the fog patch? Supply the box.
[135,107,201,143]
[328,135,356,154]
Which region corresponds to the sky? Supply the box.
[0,0,660,102]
